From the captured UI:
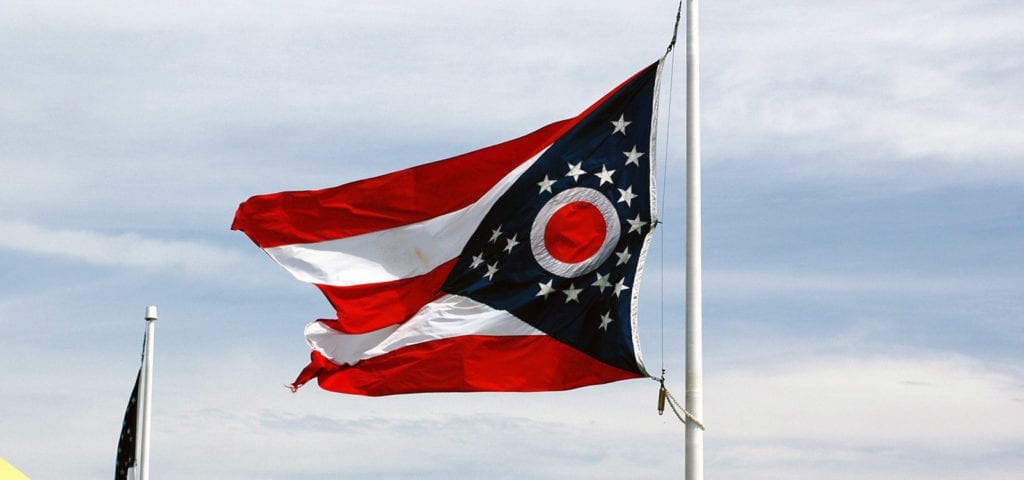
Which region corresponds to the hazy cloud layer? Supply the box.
[1,1,1022,479]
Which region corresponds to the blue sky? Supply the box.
[2,1,1022,478]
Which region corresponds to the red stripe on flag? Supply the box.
[232,120,574,248]
[293,335,641,396]
[314,259,457,333]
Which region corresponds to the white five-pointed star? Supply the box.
[489,226,503,243]
[623,146,645,166]
[536,279,557,299]
[537,175,556,194]
[563,283,582,303]
[611,114,631,135]
[592,272,612,292]
[627,214,647,234]
[594,165,615,186]
[617,186,638,207]
[484,262,499,280]
[565,162,586,182]
[613,279,630,298]
[503,234,520,253]
[599,312,614,330]
[615,247,632,266]
[469,253,484,269]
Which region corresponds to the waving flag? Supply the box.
[233,60,662,396]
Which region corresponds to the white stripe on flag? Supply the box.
[267,206,473,285]
[264,148,547,286]
[305,294,543,365]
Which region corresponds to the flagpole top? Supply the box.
[145,305,158,321]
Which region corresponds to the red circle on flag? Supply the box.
[544,202,606,263]
[530,187,620,278]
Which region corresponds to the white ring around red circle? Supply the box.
[530,187,620,278]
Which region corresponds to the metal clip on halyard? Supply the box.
[653,374,705,431]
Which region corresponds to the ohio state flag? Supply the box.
[232,60,662,396]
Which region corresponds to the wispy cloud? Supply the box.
[0,219,247,275]
[703,268,1021,295]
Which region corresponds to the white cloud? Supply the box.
[11,337,1021,479]
[701,0,1024,184]
[707,352,1024,454]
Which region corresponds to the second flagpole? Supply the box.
[139,306,157,480]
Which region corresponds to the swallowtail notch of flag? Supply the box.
[232,59,663,396]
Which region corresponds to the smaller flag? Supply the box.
[115,369,140,480]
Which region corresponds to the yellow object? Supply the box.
[0,457,29,480]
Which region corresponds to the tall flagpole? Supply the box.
[684,1,704,480]
[139,306,157,480]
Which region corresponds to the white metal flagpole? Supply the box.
[139,305,157,480]
[684,1,704,480]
